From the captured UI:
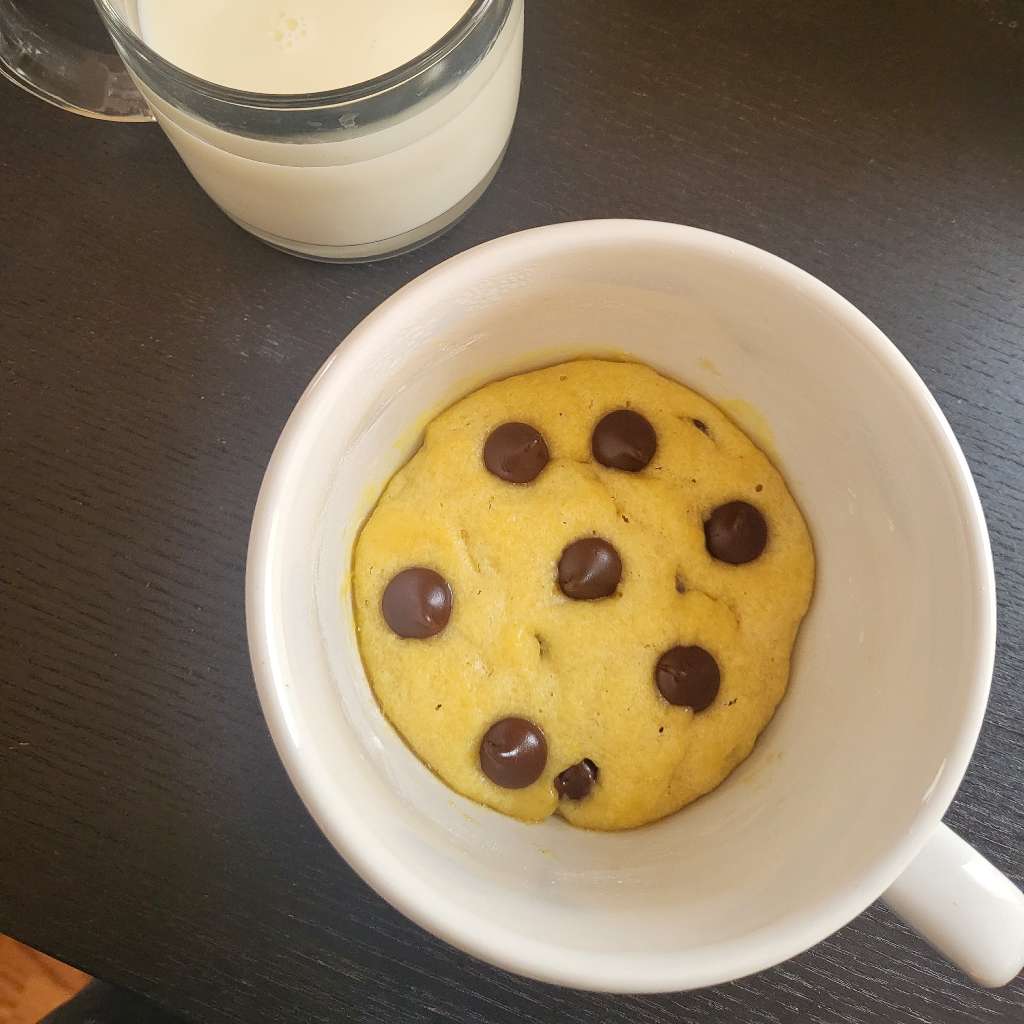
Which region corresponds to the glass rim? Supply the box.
[95,0,495,109]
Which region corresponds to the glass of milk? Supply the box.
[0,0,524,261]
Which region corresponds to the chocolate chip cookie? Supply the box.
[352,359,814,830]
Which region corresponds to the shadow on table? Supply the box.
[42,981,184,1024]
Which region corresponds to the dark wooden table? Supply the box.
[3,2,1023,1022]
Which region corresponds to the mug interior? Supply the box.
[248,222,993,990]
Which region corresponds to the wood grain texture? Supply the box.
[1,1,1022,1022]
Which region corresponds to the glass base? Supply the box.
[223,147,507,264]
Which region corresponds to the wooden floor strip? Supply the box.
[0,936,90,1024]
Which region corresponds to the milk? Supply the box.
[124,0,524,259]
[137,0,475,94]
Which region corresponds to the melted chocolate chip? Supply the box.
[705,501,768,564]
[555,758,598,800]
[693,418,710,435]
[483,422,549,483]
[557,538,622,600]
[592,410,657,471]
[381,567,452,639]
[479,717,547,788]
[655,645,721,711]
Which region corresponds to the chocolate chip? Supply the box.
[483,422,549,483]
[704,501,768,564]
[693,418,710,435]
[655,645,721,711]
[557,538,622,600]
[479,718,547,788]
[674,573,686,594]
[555,758,598,800]
[381,567,452,638]
[592,410,657,471]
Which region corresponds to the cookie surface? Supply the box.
[352,359,814,830]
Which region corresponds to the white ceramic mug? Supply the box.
[246,220,1024,991]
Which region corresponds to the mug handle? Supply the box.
[0,0,152,121]
[883,822,1024,987]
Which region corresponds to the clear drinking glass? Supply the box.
[0,0,524,261]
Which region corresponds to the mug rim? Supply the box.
[245,219,996,991]
[95,0,498,108]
